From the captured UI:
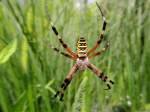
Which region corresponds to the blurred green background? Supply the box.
[0,0,150,112]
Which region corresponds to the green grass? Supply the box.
[0,0,150,112]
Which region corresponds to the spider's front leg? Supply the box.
[54,64,78,101]
[50,23,77,59]
[87,2,107,56]
[47,44,76,60]
[45,3,77,59]
[87,63,114,90]
[88,42,110,59]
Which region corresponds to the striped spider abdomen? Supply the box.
[76,37,87,58]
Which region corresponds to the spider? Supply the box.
[46,2,114,101]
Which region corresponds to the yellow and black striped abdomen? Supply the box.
[76,37,87,58]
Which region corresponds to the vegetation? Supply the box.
[0,0,150,112]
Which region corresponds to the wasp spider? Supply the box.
[46,2,114,101]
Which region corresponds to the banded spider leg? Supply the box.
[87,63,114,90]
[45,1,77,60]
[88,41,110,59]
[54,64,78,101]
[87,2,107,57]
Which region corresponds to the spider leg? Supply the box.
[88,42,109,59]
[48,44,76,60]
[87,63,114,90]
[87,2,107,56]
[45,3,77,59]
[50,23,77,59]
[54,64,78,101]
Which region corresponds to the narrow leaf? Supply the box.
[72,76,88,112]
[0,38,17,64]
[21,37,28,72]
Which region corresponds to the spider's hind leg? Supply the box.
[54,79,70,101]
[87,63,114,90]
[104,81,114,90]
[54,64,78,101]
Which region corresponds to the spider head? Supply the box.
[76,37,87,58]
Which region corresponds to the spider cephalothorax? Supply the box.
[46,2,114,101]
